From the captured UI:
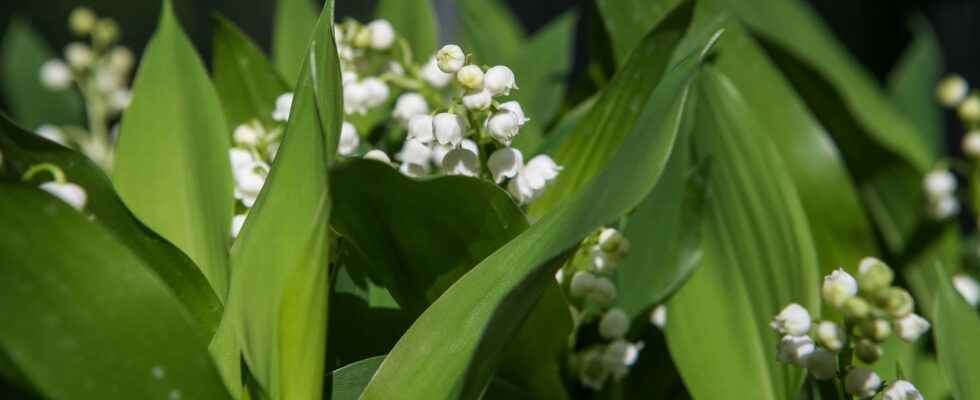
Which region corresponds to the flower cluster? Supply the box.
[561,227,644,390]
[37,7,134,170]
[771,257,929,398]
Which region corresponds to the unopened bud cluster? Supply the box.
[771,257,929,398]
[561,227,643,390]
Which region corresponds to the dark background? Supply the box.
[1,0,978,147]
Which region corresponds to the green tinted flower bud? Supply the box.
[860,319,891,342]
[878,287,914,318]
[842,297,871,320]
[353,26,372,48]
[961,94,980,124]
[69,7,96,35]
[93,18,120,45]
[815,321,846,352]
[857,257,893,293]
[855,339,883,364]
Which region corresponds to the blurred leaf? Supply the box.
[213,16,290,129]
[596,0,686,65]
[114,1,234,299]
[376,0,438,62]
[0,19,84,130]
[458,0,525,64]
[667,67,821,400]
[537,95,596,154]
[226,2,342,399]
[530,1,703,218]
[360,36,709,399]
[887,18,943,162]
[932,264,980,399]
[273,0,318,85]
[0,185,231,400]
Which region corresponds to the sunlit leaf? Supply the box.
[273,0,318,85]
[213,16,290,129]
[596,0,686,65]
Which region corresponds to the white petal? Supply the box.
[441,148,480,177]
[399,162,428,177]
[363,149,391,163]
[396,139,432,166]
[488,147,523,183]
[433,113,464,146]
[39,182,87,210]
[338,122,360,156]
[407,114,435,143]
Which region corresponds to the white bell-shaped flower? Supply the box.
[882,380,923,400]
[587,277,617,307]
[435,44,465,73]
[488,147,523,183]
[498,101,529,125]
[777,334,815,366]
[396,138,432,167]
[923,169,956,199]
[487,110,521,145]
[366,20,395,50]
[845,368,882,398]
[822,268,858,307]
[937,74,968,107]
[40,60,72,90]
[399,162,428,177]
[342,70,358,85]
[361,77,390,108]
[36,125,68,145]
[433,113,464,146]
[393,92,429,122]
[953,273,980,306]
[272,93,293,122]
[507,155,561,204]
[40,181,87,210]
[461,139,479,156]
[484,65,517,96]
[462,89,492,111]
[233,124,262,147]
[109,89,132,111]
[650,304,667,329]
[456,65,484,90]
[770,303,811,336]
[962,131,980,158]
[441,147,480,177]
[598,308,630,339]
[569,270,597,299]
[407,114,435,143]
[344,81,370,115]
[233,160,269,208]
[804,348,837,380]
[363,149,391,163]
[65,42,93,69]
[421,57,453,88]
[338,122,360,156]
[231,214,246,238]
[229,148,253,170]
[430,143,453,165]
[815,321,845,352]
[929,195,960,220]
[894,313,930,342]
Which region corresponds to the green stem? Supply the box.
[22,163,66,183]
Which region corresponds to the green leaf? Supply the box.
[457,0,525,64]
[0,184,231,400]
[326,356,386,400]
[213,16,290,129]
[273,0,318,85]
[887,18,943,161]
[596,0,686,65]
[667,67,821,400]
[375,0,438,63]
[932,264,980,399]
[360,34,712,399]
[0,19,84,130]
[0,114,222,337]
[226,2,342,399]
[113,1,234,300]
[529,1,703,218]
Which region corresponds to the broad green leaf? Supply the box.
[226,2,342,399]
[667,67,821,400]
[330,160,571,398]
[326,356,386,400]
[273,0,318,85]
[114,1,234,299]
[375,0,438,62]
[597,0,686,65]
[457,0,524,64]
[0,19,84,130]
[361,35,711,399]
[530,1,701,217]
[213,16,290,129]
[887,18,943,161]
[0,185,230,400]
[0,114,222,336]
[932,264,980,399]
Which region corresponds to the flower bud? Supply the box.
[963,131,980,158]
[233,124,262,147]
[804,348,837,380]
[361,77,390,108]
[393,92,429,122]
[92,18,120,45]
[821,268,858,307]
[855,339,883,363]
[407,115,435,143]
[338,122,360,156]
[462,89,492,110]
[569,271,597,299]
[421,57,453,88]
[923,169,956,199]
[488,147,523,183]
[960,94,980,123]
[363,149,391,163]
[587,277,617,307]
[814,321,845,352]
[860,319,891,342]
[272,93,293,122]
[953,273,980,306]
[40,60,72,90]
[65,43,93,69]
[845,367,882,398]
[486,110,521,145]
[770,303,811,336]
[576,348,610,391]
[436,44,465,73]
[602,340,642,379]
[441,147,480,177]
[929,195,960,220]
[842,297,871,320]
[858,257,893,293]
[650,304,667,329]
[878,287,914,318]
[777,334,815,366]
[894,313,930,342]
[882,380,923,400]
[484,65,517,96]
[433,113,464,146]
[39,181,87,210]
[598,308,630,339]
[69,7,97,35]
[366,20,395,50]
[598,228,629,255]
[589,245,615,273]
[107,47,134,72]
[456,65,484,90]
[937,74,969,107]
